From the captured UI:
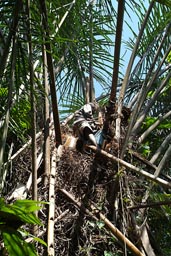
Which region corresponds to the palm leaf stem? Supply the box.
[43,42,50,186]
[89,1,95,102]
[110,0,125,103]
[117,1,154,155]
[87,145,171,188]
[40,0,62,146]
[26,0,38,211]
[134,23,171,117]
[128,200,171,210]
[155,144,171,178]
[0,0,22,79]
[58,0,76,30]
[150,132,171,164]
[0,37,16,193]
[138,110,171,144]
[128,22,171,110]
[132,54,171,136]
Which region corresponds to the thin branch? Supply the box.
[57,0,76,32]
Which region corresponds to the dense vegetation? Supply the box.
[0,0,171,255]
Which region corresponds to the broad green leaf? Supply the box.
[2,227,37,256]
[32,236,47,247]
[19,229,47,247]
[0,200,43,227]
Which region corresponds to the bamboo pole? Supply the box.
[47,148,56,256]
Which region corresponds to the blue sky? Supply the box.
[95,0,149,98]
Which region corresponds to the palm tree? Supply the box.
[0,0,171,255]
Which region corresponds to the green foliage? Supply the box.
[59,94,85,119]
[166,51,171,63]
[154,0,171,7]
[2,228,37,256]
[0,198,46,256]
[0,88,8,117]
[104,251,113,256]
[139,142,151,157]
[0,87,31,143]
[11,99,31,131]
[142,116,171,130]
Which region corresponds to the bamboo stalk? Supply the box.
[60,188,98,220]
[25,210,69,244]
[47,149,56,256]
[89,2,94,103]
